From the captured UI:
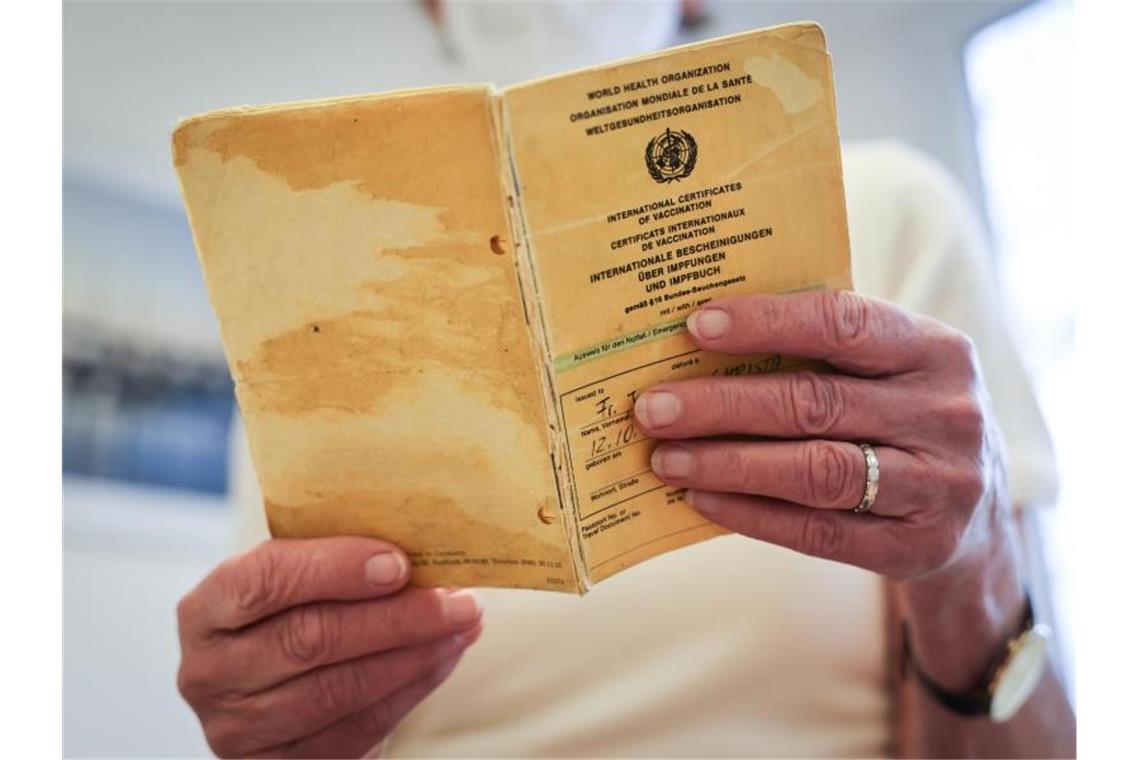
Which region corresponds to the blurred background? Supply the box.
[63,1,1073,756]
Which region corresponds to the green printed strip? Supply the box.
[785,281,829,294]
[552,279,835,374]
[554,317,689,373]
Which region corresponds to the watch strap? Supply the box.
[901,595,1035,717]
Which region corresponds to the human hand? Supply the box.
[176,537,482,758]
[635,290,1005,583]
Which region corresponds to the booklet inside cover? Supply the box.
[172,22,851,594]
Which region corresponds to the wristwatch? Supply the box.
[902,596,1051,722]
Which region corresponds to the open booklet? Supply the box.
[173,21,852,594]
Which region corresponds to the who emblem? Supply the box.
[644,127,698,183]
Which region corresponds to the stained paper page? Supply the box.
[502,23,852,584]
[173,87,578,591]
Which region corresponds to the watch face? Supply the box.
[990,628,1050,722]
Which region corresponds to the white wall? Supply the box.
[64,175,221,355]
[64,478,230,757]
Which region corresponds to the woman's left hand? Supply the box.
[635,289,1006,582]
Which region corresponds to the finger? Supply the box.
[182,537,411,637]
[256,652,464,759]
[211,629,481,756]
[650,440,918,516]
[684,291,932,376]
[216,587,483,691]
[686,489,951,579]
[634,370,921,442]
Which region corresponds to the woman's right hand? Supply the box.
[176,537,483,758]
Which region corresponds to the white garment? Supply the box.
[233,141,1056,757]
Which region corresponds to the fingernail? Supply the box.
[441,590,482,627]
[687,308,731,339]
[634,391,682,428]
[686,489,719,516]
[651,445,694,479]
[365,552,408,586]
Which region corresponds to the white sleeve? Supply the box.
[846,142,1058,509]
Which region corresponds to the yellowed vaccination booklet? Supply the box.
[172,21,852,593]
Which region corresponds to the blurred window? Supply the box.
[62,179,233,495]
[965,0,1074,694]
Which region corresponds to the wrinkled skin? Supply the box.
[176,538,482,758]
[636,289,1001,584]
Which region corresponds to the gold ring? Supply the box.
[853,443,879,514]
